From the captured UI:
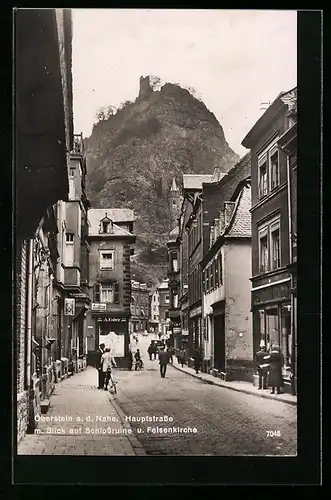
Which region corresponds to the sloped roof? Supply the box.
[224,183,251,238]
[88,221,133,237]
[88,208,135,225]
[183,174,214,190]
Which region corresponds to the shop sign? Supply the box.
[96,317,127,323]
[189,306,202,318]
[182,329,189,336]
[64,298,75,316]
[92,303,106,311]
[173,328,181,335]
[252,281,290,306]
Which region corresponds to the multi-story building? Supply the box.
[86,209,136,365]
[15,8,73,441]
[277,88,297,394]
[157,279,171,337]
[130,280,150,333]
[149,287,160,333]
[242,86,297,394]
[166,226,181,349]
[54,133,90,381]
[201,179,253,381]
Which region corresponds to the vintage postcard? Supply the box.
[14,8,301,468]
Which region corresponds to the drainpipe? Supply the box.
[26,238,34,388]
[286,154,296,395]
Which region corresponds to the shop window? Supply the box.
[99,250,115,270]
[265,307,279,349]
[281,303,292,368]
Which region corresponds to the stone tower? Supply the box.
[139,76,153,99]
[168,177,182,227]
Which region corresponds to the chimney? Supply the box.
[218,209,225,234]
[224,201,235,227]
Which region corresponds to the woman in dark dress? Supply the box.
[265,345,284,394]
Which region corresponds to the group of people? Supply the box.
[95,343,117,391]
[255,341,284,394]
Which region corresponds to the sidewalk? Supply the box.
[17,367,146,456]
[170,362,297,406]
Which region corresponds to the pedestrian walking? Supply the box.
[179,348,186,368]
[264,345,284,394]
[96,343,105,389]
[152,342,157,360]
[147,343,153,361]
[167,346,173,364]
[192,348,202,374]
[158,332,161,340]
[134,349,143,370]
[158,346,169,378]
[101,348,117,390]
[255,340,269,390]
[128,349,133,371]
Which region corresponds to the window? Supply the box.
[69,167,75,177]
[165,295,169,303]
[218,253,223,285]
[99,250,115,270]
[101,284,114,303]
[66,233,74,243]
[205,268,209,292]
[102,221,110,233]
[259,228,268,274]
[215,258,219,286]
[258,217,281,274]
[270,147,280,190]
[64,233,74,266]
[258,138,280,199]
[258,157,268,198]
[171,252,178,272]
[271,223,280,270]
[265,307,279,348]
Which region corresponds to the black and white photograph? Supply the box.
[15,8,300,460]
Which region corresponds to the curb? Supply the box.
[108,395,147,456]
[170,364,297,406]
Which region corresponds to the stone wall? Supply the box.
[17,391,28,443]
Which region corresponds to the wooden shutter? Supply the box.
[94,283,100,302]
[114,282,120,304]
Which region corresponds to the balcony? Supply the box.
[72,133,85,155]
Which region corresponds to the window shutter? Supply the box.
[94,283,100,302]
[114,282,120,304]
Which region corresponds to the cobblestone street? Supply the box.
[17,336,297,456]
[112,336,297,456]
[17,367,145,456]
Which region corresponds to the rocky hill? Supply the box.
[85,76,240,285]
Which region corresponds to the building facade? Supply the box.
[130,281,149,333]
[157,279,171,337]
[16,8,74,441]
[202,180,253,381]
[149,287,160,333]
[86,209,136,365]
[242,87,297,394]
[277,88,297,395]
[166,226,181,349]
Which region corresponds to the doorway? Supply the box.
[213,313,225,372]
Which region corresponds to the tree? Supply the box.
[95,107,107,121]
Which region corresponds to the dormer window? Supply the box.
[99,213,112,234]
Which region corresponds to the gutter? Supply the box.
[26,238,34,386]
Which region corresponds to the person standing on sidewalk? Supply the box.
[102,348,117,390]
[128,349,133,371]
[96,343,105,389]
[178,348,186,368]
[159,346,169,378]
[264,345,284,395]
[192,348,202,374]
[255,340,269,390]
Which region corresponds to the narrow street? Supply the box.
[114,335,297,456]
[18,334,297,456]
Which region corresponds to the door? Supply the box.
[213,314,225,372]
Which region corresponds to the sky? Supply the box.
[72,9,297,156]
